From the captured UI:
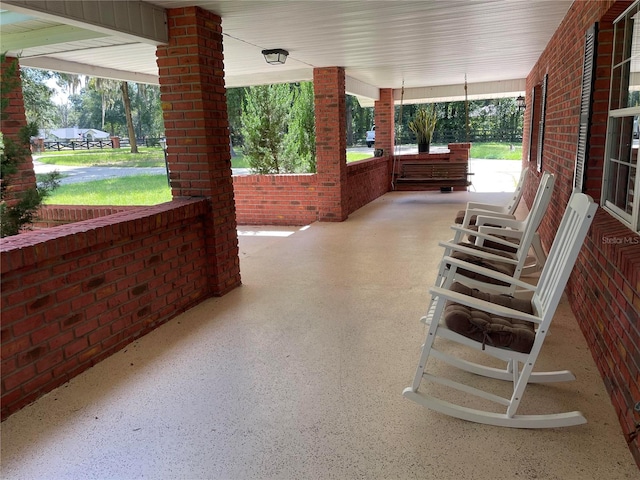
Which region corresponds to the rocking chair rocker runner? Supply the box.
[403,192,598,428]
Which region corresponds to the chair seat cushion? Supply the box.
[455,209,475,225]
[444,282,535,353]
[465,225,518,253]
[450,242,517,286]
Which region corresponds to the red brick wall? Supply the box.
[233,174,318,225]
[233,155,392,225]
[525,0,640,465]
[347,156,390,213]
[157,6,240,295]
[314,67,348,221]
[0,56,37,205]
[0,199,211,420]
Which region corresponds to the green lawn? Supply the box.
[346,152,373,162]
[45,174,171,206]
[36,147,166,167]
[469,142,522,160]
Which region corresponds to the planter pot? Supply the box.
[418,142,430,153]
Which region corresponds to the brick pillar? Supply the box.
[374,88,395,156]
[156,7,240,295]
[0,56,37,206]
[314,67,348,222]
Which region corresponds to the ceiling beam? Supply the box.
[20,56,159,85]
[2,0,168,45]
[225,69,313,89]
[395,79,527,105]
[2,24,108,52]
[345,76,379,102]
[354,79,526,107]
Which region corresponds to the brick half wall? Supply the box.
[1,198,212,420]
[347,156,391,213]
[233,174,319,226]
[232,156,391,225]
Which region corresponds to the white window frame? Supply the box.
[603,3,640,232]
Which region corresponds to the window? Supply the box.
[527,75,548,172]
[604,1,640,232]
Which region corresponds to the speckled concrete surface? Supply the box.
[1,190,637,479]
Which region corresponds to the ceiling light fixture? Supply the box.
[261,48,289,65]
[516,95,526,111]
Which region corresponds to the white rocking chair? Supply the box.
[403,192,598,428]
[436,172,555,296]
[454,167,530,226]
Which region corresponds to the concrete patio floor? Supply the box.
[1,186,638,479]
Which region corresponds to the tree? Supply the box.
[130,83,163,139]
[20,68,57,130]
[284,82,316,172]
[87,77,120,131]
[241,84,294,173]
[346,95,373,146]
[227,87,247,148]
[120,81,138,153]
[0,55,60,237]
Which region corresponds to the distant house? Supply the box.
[46,127,110,142]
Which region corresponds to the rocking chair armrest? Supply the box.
[448,226,521,250]
[459,209,515,227]
[475,216,525,230]
[449,225,483,237]
[476,225,524,241]
[438,241,519,265]
[429,285,542,325]
[442,256,536,291]
[465,202,509,213]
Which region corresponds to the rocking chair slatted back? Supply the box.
[532,192,597,316]
[504,166,529,215]
[486,171,554,266]
[439,172,554,295]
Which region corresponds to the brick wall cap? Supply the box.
[0,198,207,272]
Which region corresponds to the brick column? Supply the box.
[374,88,395,156]
[314,67,348,222]
[156,7,240,295]
[0,56,37,206]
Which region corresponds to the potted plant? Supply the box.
[408,104,438,153]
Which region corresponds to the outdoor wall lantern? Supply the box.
[516,95,526,111]
[262,48,289,65]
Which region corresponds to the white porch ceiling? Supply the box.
[0,0,574,105]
